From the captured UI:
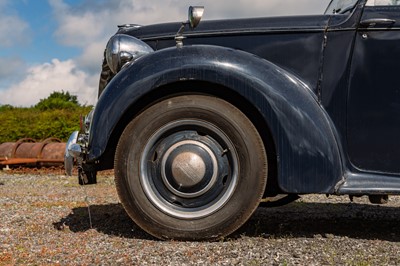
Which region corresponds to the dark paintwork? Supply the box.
[90,46,341,193]
[347,6,400,174]
[119,15,333,95]
[86,0,400,195]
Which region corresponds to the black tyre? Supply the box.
[115,95,267,240]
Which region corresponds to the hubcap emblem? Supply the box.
[160,140,219,198]
[172,152,206,187]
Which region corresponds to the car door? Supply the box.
[347,0,400,174]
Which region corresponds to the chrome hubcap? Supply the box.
[140,119,238,219]
[171,151,205,185]
[161,140,218,198]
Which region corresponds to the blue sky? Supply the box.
[0,0,329,107]
[0,1,78,63]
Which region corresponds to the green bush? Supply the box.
[0,92,93,143]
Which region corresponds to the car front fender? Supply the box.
[90,45,342,193]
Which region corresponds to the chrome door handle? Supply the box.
[360,18,396,27]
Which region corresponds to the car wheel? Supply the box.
[114,95,267,240]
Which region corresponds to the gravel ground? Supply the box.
[1,170,400,265]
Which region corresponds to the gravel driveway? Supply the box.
[1,170,400,265]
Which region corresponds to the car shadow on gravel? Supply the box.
[54,201,400,242]
[53,203,157,240]
[234,202,400,242]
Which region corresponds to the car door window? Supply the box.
[366,0,400,5]
[325,0,358,14]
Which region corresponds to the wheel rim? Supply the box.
[139,119,239,219]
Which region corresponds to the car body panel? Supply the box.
[89,45,342,193]
[120,15,333,95]
[71,0,400,195]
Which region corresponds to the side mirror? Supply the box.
[188,6,204,29]
[175,6,205,48]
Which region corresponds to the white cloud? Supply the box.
[76,41,107,74]
[0,2,30,47]
[0,59,97,107]
[0,57,25,80]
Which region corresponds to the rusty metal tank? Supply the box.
[0,138,66,167]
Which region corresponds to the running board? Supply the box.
[337,172,400,195]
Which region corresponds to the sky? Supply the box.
[0,0,330,107]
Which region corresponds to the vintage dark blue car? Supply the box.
[65,0,400,240]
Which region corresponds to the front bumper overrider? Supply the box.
[64,131,80,176]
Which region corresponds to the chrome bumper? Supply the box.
[64,131,82,176]
[64,108,96,184]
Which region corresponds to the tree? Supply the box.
[0,104,14,112]
[35,91,80,110]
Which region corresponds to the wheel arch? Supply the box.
[99,81,280,195]
[90,45,342,193]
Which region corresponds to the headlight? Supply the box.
[105,34,154,74]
